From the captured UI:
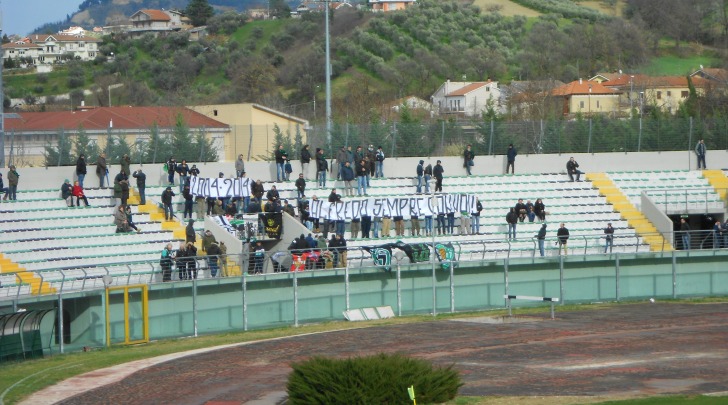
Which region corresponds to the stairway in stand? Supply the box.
[587,173,673,252]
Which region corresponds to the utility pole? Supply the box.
[0,2,5,168]
[324,0,332,149]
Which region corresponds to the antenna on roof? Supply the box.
[700,64,704,70]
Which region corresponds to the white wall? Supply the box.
[6,150,727,190]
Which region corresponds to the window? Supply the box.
[666,91,671,97]
[656,91,662,99]
[596,100,600,108]
[579,101,585,109]
[681,91,689,98]
[213,110,218,116]
[485,86,490,92]
[79,42,85,48]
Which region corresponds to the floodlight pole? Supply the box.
[0,5,5,169]
[324,0,332,149]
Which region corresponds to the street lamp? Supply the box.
[629,75,634,117]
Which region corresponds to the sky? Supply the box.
[2,0,80,37]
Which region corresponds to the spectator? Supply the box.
[235,154,246,177]
[96,153,107,188]
[113,170,126,206]
[356,159,368,196]
[207,241,222,277]
[366,145,376,182]
[336,234,348,267]
[536,223,547,257]
[334,146,346,180]
[202,229,216,252]
[114,205,132,233]
[372,215,381,238]
[394,215,405,236]
[723,220,728,249]
[341,162,355,197]
[557,223,570,255]
[274,144,287,182]
[196,193,206,220]
[328,234,340,267]
[252,240,265,274]
[433,160,444,192]
[120,154,131,178]
[125,205,141,233]
[680,218,691,250]
[225,200,238,216]
[506,208,518,240]
[295,173,306,199]
[213,199,225,215]
[470,198,483,235]
[526,201,536,222]
[284,159,293,182]
[335,216,346,236]
[185,242,198,280]
[566,157,582,182]
[61,179,73,207]
[177,159,190,192]
[534,198,546,222]
[282,199,296,217]
[424,212,433,237]
[166,156,177,185]
[460,211,471,235]
[361,214,372,238]
[132,167,147,205]
[266,185,280,201]
[436,212,446,235]
[160,243,174,282]
[515,198,527,222]
[182,186,193,219]
[355,145,365,163]
[75,154,87,188]
[72,181,90,207]
[382,214,392,237]
[189,164,200,178]
[463,144,475,175]
[415,160,424,194]
[447,211,455,234]
[300,145,311,179]
[375,146,385,178]
[604,223,615,253]
[316,148,328,188]
[410,213,420,236]
[346,146,355,167]
[120,176,130,206]
[328,188,341,203]
[506,144,517,174]
[252,179,265,202]
[186,219,196,244]
[695,139,706,169]
[161,186,175,221]
[219,241,228,276]
[0,173,7,200]
[423,162,432,194]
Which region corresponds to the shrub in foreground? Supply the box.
[286,352,462,404]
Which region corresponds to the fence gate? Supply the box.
[105,285,149,346]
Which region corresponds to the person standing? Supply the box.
[120,154,131,179]
[459,211,471,235]
[415,160,424,194]
[506,144,517,174]
[316,148,328,188]
[604,223,614,253]
[566,157,582,182]
[162,186,175,221]
[300,145,310,179]
[177,159,190,192]
[375,146,385,178]
[680,218,691,250]
[350,216,361,239]
[206,241,222,277]
[160,243,174,282]
[723,220,728,249]
[536,223,547,257]
[235,154,246,177]
[356,159,368,196]
[75,154,87,188]
[183,185,194,219]
[295,173,306,199]
[132,167,147,205]
[96,153,107,188]
[463,144,475,175]
[410,213,420,236]
[166,156,177,185]
[423,162,432,194]
[557,223,570,255]
[471,198,483,234]
[335,146,347,180]
[506,208,518,240]
[695,139,706,169]
[0,173,7,200]
[713,221,722,249]
[186,219,196,244]
[433,160,444,192]
[341,162,355,197]
[366,145,376,182]
[274,144,287,182]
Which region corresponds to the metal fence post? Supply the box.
[672,250,677,299]
[503,258,509,307]
[58,293,64,354]
[192,279,198,337]
[638,117,642,152]
[615,253,620,302]
[440,121,445,150]
[488,119,494,155]
[449,260,455,313]
[242,261,247,331]
[587,118,592,153]
[559,255,565,305]
[345,263,350,311]
[688,117,693,171]
[293,267,299,327]
[396,260,401,316]
[391,122,397,158]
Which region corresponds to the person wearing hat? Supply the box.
[61,179,73,207]
[161,186,176,221]
[186,219,196,243]
[433,160,444,192]
[415,160,425,194]
[6,165,19,201]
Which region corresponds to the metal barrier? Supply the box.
[644,188,727,214]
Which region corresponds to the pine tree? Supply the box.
[73,125,100,163]
[171,114,196,161]
[143,123,171,164]
[44,128,73,167]
[193,129,219,162]
[185,0,214,27]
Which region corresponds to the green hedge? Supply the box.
[287,353,462,404]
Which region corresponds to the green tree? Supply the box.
[270,0,291,19]
[185,0,214,27]
[143,123,171,164]
[44,129,73,167]
[193,129,219,162]
[73,125,100,163]
[293,125,304,160]
[170,114,197,161]
[106,135,132,165]
[268,123,294,160]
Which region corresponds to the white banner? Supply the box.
[189,177,252,198]
[309,194,476,220]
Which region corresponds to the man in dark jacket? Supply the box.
[166,156,177,185]
[75,154,87,188]
[463,144,475,175]
[536,223,547,257]
[680,218,691,250]
[433,160,444,192]
[506,144,517,174]
[341,162,355,196]
[335,146,347,180]
[274,144,287,182]
[356,159,368,196]
[506,208,518,240]
[416,160,424,194]
[132,167,147,205]
[161,186,176,221]
[96,153,107,188]
[566,157,582,182]
[557,223,570,255]
[515,198,527,222]
[316,148,328,187]
[604,223,614,253]
[295,173,306,198]
[186,219,196,243]
[61,179,73,206]
[300,145,311,178]
[366,145,376,181]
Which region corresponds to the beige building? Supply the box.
[369,0,417,12]
[188,104,309,161]
[2,34,101,65]
[551,79,622,117]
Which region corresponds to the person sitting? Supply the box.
[125,205,141,233]
[114,205,132,233]
[61,179,73,207]
[566,157,583,182]
[514,198,527,222]
[534,199,546,222]
[72,181,90,207]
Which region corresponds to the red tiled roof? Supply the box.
[27,34,101,43]
[690,68,728,82]
[2,42,42,49]
[594,74,709,89]
[6,107,229,132]
[135,9,172,21]
[551,80,621,96]
[446,82,491,97]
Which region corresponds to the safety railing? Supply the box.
[644,188,727,214]
[3,229,725,300]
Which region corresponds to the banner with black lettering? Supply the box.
[189,177,253,198]
[309,194,476,220]
[261,213,283,239]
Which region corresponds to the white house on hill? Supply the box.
[431,80,502,117]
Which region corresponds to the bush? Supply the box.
[287,353,462,404]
